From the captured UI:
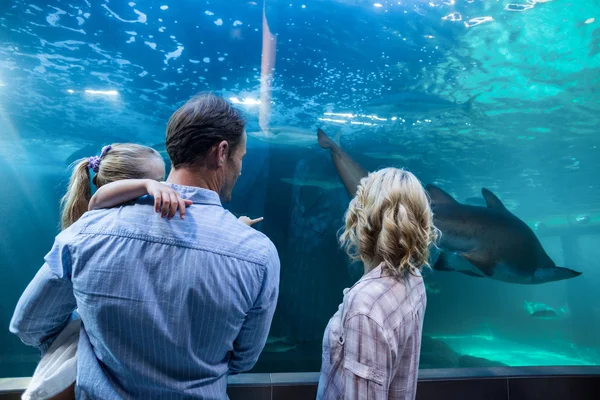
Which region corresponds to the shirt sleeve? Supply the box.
[9,234,78,353]
[342,313,392,400]
[229,241,280,373]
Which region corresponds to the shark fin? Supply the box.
[464,94,480,110]
[465,196,486,207]
[433,252,455,272]
[460,252,494,277]
[425,184,458,205]
[455,269,486,278]
[481,188,508,212]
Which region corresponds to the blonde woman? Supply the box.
[317,167,438,400]
[22,143,260,400]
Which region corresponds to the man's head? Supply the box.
[165,93,247,202]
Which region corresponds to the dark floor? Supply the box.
[2,371,599,400]
[225,376,600,400]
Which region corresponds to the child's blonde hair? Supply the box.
[60,143,164,230]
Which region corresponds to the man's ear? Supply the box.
[216,140,229,167]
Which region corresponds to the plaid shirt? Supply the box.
[317,264,426,400]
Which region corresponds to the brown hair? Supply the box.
[339,168,439,277]
[165,92,246,169]
[60,143,163,230]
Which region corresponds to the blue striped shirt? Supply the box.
[10,184,280,399]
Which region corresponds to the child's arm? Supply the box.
[238,216,264,226]
[89,179,192,219]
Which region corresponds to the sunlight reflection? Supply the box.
[442,12,462,22]
[84,89,119,96]
[258,1,277,134]
[0,106,48,226]
[318,118,347,124]
[464,16,494,28]
[230,97,261,105]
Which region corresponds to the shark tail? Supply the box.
[317,128,333,149]
[318,128,342,149]
[334,128,342,146]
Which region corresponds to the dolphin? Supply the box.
[426,184,582,284]
[317,128,582,285]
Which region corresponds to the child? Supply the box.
[24,143,261,400]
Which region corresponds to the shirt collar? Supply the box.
[162,183,223,207]
[343,263,386,295]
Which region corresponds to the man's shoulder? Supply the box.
[65,202,279,267]
[216,211,279,265]
[55,208,112,242]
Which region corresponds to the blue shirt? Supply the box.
[10,184,280,399]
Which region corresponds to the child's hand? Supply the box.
[145,180,193,219]
[238,216,264,227]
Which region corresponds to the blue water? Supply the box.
[1,0,600,377]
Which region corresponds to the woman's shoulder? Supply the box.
[343,274,425,325]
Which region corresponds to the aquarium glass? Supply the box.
[1,0,599,377]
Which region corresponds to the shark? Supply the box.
[426,185,582,284]
[317,128,582,285]
[362,92,479,117]
[247,126,321,148]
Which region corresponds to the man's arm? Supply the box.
[9,235,78,353]
[229,242,280,373]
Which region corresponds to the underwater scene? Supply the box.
[1,0,599,377]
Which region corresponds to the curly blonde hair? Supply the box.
[339,167,438,277]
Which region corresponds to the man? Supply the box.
[10,93,280,399]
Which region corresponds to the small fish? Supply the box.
[263,336,297,353]
[424,282,441,294]
[280,177,343,190]
[575,215,590,224]
[263,343,297,353]
[530,309,558,319]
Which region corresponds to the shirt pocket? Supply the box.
[343,358,385,386]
